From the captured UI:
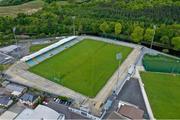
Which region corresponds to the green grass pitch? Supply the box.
[140,72,180,119]
[29,39,132,97]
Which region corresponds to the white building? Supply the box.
[15,105,65,120]
[0,111,18,120]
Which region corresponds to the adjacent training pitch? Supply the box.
[29,39,132,97]
[143,54,180,74]
[141,72,180,119]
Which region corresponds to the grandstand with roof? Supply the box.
[21,36,79,66]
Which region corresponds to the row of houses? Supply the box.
[0,104,65,120]
[0,81,40,108]
[0,81,65,120]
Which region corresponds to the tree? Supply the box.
[91,22,100,34]
[171,37,180,50]
[160,36,169,45]
[131,26,144,43]
[78,24,83,35]
[144,28,154,42]
[99,22,109,34]
[115,22,122,35]
[0,32,5,46]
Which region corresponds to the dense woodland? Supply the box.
[0,0,180,52]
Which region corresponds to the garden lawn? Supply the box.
[29,39,132,97]
[140,72,180,119]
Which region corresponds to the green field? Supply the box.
[141,72,180,119]
[29,39,132,97]
[0,0,44,16]
[30,43,52,53]
[143,54,180,74]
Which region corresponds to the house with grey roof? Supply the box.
[0,96,13,107]
[6,83,27,97]
[19,93,40,107]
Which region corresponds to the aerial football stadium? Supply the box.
[21,36,132,97]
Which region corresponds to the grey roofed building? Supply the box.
[20,93,38,102]
[15,105,65,120]
[6,83,27,97]
[0,52,14,64]
[0,96,13,107]
[0,45,20,54]
[0,45,27,58]
[0,88,11,96]
[19,93,40,107]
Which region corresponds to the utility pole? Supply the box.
[13,27,21,58]
[150,25,156,49]
[13,27,17,45]
[72,16,76,36]
[115,53,122,95]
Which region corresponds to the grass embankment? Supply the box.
[0,0,44,16]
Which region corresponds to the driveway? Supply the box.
[103,78,149,119]
[117,78,149,119]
